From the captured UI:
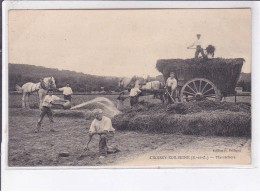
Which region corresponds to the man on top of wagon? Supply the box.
[187,34,207,59]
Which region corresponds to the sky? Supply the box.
[9,9,251,78]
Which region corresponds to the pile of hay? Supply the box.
[70,97,120,118]
[166,101,250,114]
[156,58,244,95]
[156,58,244,74]
[112,101,251,137]
[54,109,114,120]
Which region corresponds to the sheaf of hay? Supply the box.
[156,58,245,74]
[112,101,251,137]
[155,58,244,95]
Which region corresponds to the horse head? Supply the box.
[48,77,56,89]
[41,77,56,90]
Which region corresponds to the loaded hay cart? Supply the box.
[156,58,244,102]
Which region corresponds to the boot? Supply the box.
[35,123,41,133]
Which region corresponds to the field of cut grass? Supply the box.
[8,108,251,167]
[8,93,251,109]
[8,94,123,109]
[7,94,251,166]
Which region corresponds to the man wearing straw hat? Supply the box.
[84,109,118,158]
[187,34,206,59]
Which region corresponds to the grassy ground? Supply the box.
[9,94,122,109]
[8,94,251,109]
[8,108,251,166]
[8,94,252,166]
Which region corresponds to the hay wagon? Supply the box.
[156,58,244,102]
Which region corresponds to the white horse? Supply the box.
[15,77,56,109]
[119,77,163,91]
[141,80,163,90]
[118,77,133,89]
[118,77,145,91]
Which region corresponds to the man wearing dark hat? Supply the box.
[187,34,206,59]
[35,89,68,133]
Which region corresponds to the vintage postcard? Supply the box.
[5,8,251,168]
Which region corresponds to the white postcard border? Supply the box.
[2,0,260,190]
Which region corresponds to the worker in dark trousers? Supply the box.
[166,72,177,103]
[187,34,207,59]
[129,86,141,107]
[58,83,73,102]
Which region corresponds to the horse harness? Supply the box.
[39,77,54,90]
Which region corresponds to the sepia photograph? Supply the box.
[6,8,251,167]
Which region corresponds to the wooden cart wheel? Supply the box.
[180,78,221,103]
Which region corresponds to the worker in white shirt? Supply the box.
[59,83,73,102]
[129,85,142,107]
[36,89,68,133]
[187,34,206,59]
[166,72,178,104]
[84,109,118,158]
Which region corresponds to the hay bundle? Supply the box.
[121,100,250,114]
[206,45,215,57]
[156,58,244,95]
[113,111,251,137]
[70,97,120,118]
[112,101,251,137]
[156,58,244,74]
[166,101,251,114]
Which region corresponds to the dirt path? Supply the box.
[117,135,251,166]
[8,108,251,167]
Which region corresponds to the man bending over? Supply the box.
[85,109,118,158]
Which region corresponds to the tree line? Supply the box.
[9,64,121,92]
[9,63,251,92]
[237,72,251,92]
